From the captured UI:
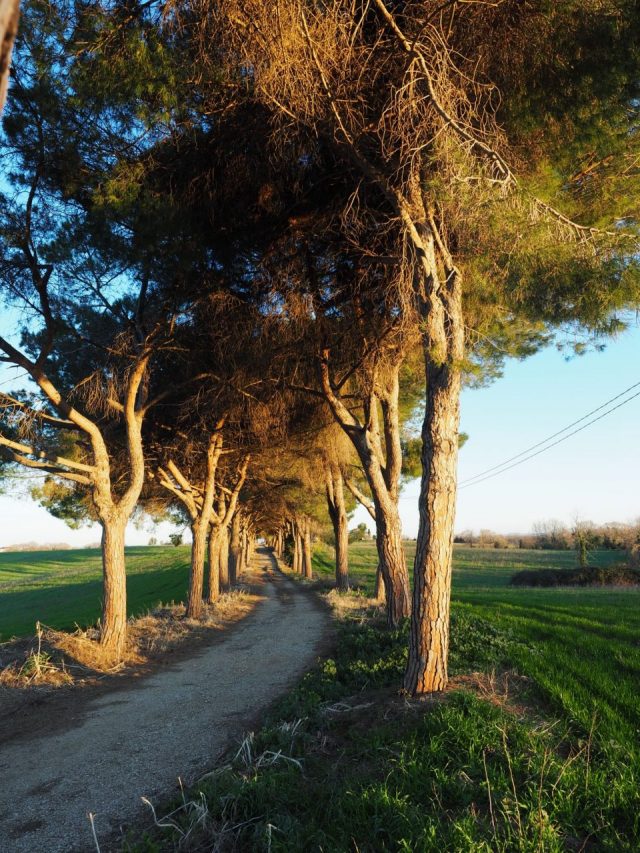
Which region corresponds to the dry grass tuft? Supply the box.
[323,587,383,622]
[0,587,258,688]
[450,670,534,718]
[0,622,74,686]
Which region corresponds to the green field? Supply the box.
[0,545,191,640]
[315,542,640,756]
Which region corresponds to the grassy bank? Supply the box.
[124,544,640,852]
[0,546,191,640]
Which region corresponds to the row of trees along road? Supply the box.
[0,0,639,692]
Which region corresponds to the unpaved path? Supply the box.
[0,550,328,852]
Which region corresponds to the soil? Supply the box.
[0,549,329,852]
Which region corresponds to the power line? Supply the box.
[0,370,30,388]
[459,386,640,489]
[459,379,640,486]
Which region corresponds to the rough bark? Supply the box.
[188,521,208,617]
[375,500,410,623]
[227,525,237,585]
[241,525,249,572]
[404,224,464,695]
[99,516,127,657]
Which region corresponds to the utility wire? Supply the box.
[459,387,640,489]
[0,370,30,388]
[459,379,640,486]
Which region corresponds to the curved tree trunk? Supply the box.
[99,516,127,657]
[187,521,208,618]
[319,355,410,625]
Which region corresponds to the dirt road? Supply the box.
[0,549,328,852]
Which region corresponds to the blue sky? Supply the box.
[1,319,639,547]
[393,325,640,537]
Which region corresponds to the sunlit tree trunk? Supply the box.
[188,519,208,616]
[206,523,221,604]
[0,0,19,111]
[302,517,313,579]
[404,218,464,695]
[99,516,127,654]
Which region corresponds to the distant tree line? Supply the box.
[456,520,640,552]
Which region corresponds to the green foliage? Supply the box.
[30,478,94,529]
[348,522,371,544]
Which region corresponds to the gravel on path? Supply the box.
[0,549,328,852]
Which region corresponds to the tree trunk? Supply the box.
[244,530,253,568]
[334,508,349,591]
[319,356,409,624]
[326,463,350,591]
[404,277,464,694]
[99,516,127,656]
[241,526,249,573]
[219,524,230,590]
[0,0,19,112]
[187,521,208,618]
[293,532,301,573]
[376,501,410,626]
[303,520,313,579]
[374,563,385,602]
[207,525,222,604]
[229,513,242,580]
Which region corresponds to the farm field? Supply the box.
[315,542,640,758]
[0,545,191,641]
